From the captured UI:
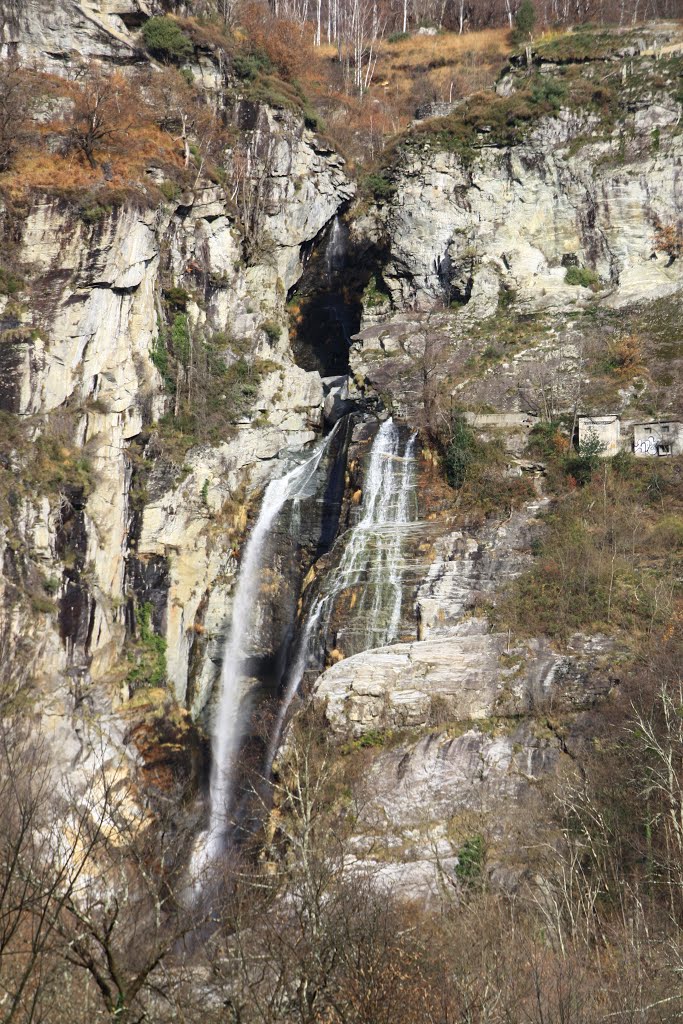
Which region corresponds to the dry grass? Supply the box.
[3,128,184,195]
[382,26,509,66]
[371,28,509,113]
[0,68,187,197]
[301,28,512,164]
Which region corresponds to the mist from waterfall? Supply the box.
[265,418,418,769]
[191,432,335,874]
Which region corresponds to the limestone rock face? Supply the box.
[310,489,615,894]
[0,75,354,791]
[345,719,561,896]
[0,0,148,67]
[355,111,682,315]
[230,103,356,296]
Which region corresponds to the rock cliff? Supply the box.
[1,5,681,899]
[0,6,355,789]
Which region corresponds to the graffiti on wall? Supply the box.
[634,429,674,456]
[634,434,659,455]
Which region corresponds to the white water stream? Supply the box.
[191,432,334,875]
[191,418,417,877]
[265,418,418,768]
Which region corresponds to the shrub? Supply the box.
[233,51,272,80]
[42,576,60,596]
[30,594,56,615]
[163,286,190,311]
[127,601,167,689]
[603,334,645,377]
[78,202,110,225]
[142,16,194,63]
[527,421,569,459]
[261,319,281,343]
[513,0,536,42]
[0,266,24,295]
[171,314,190,365]
[530,77,566,110]
[652,221,682,264]
[303,109,323,131]
[494,459,681,642]
[455,834,485,886]
[565,265,599,289]
[444,416,478,489]
[364,172,396,202]
[563,428,606,485]
[362,275,389,309]
[159,180,180,202]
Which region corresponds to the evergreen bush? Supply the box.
[142,17,193,63]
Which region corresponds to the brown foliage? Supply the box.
[65,69,138,169]
[653,220,683,263]
[0,61,34,173]
[240,1,314,80]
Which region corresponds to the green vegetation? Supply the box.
[340,728,393,755]
[565,265,599,288]
[233,50,273,80]
[78,202,110,225]
[163,286,190,311]
[455,834,485,886]
[512,0,536,43]
[363,172,397,202]
[153,324,275,459]
[494,455,682,642]
[404,84,572,160]
[381,45,674,169]
[443,416,478,489]
[0,266,24,295]
[127,601,167,690]
[0,410,97,542]
[441,415,535,520]
[362,275,390,308]
[532,27,643,61]
[42,576,61,596]
[261,319,281,343]
[171,313,190,365]
[30,593,57,615]
[141,16,194,63]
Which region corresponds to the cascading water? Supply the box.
[326,418,418,651]
[325,215,346,281]
[191,432,335,875]
[265,418,418,768]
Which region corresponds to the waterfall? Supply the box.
[264,596,324,778]
[191,432,334,875]
[385,430,418,642]
[265,419,418,766]
[325,215,346,281]
[330,418,418,650]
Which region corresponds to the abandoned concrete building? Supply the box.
[633,420,683,457]
[578,415,621,456]
[570,416,682,457]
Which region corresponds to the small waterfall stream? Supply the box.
[191,432,336,873]
[265,418,418,771]
[325,215,346,281]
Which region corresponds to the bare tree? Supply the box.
[0,59,31,173]
[67,69,134,170]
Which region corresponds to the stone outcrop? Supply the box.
[353,48,682,318]
[310,489,616,893]
[0,0,150,67]
[0,9,355,791]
